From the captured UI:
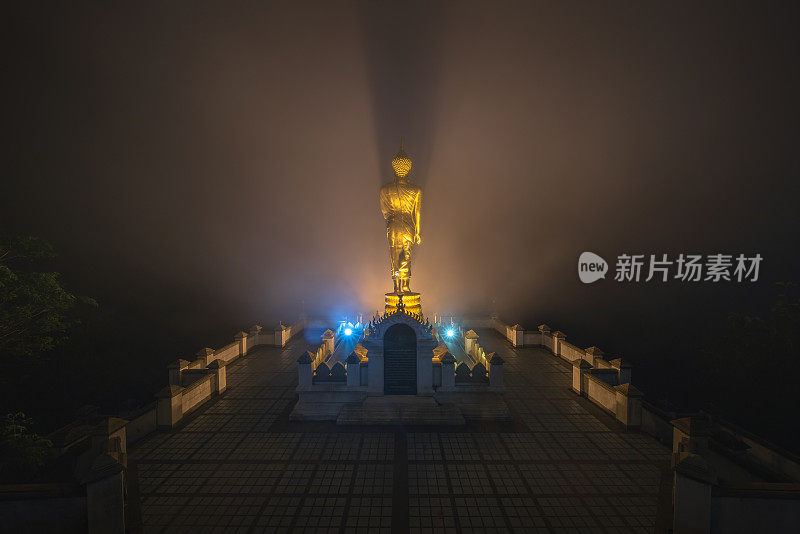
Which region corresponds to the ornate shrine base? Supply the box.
[384,291,421,315]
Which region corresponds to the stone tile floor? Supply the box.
[132,329,670,533]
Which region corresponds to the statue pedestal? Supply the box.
[385,292,421,316]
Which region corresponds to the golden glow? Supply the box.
[380,139,422,294]
[384,291,421,315]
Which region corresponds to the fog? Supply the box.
[3,1,799,402]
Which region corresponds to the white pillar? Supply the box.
[488,353,505,389]
[572,359,592,395]
[249,325,262,349]
[297,351,313,387]
[552,331,566,357]
[610,357,632,384]
[167,359,189,385]
[511,324,524,347]
[614,383,643,428]
[196,347,215,367]
[207,360,227,394]
[155,385,184,428]
[417,340,437,395]
[346,352,361,387]
[275,324,289,347]
[441,351,456,389]
[585,346,604,366]
[86,467,125,534]
[321,329,335,355]
[672,454,715,534]
[234,331,248,357]
[464,330,479,356]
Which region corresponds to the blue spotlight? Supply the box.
[446,329,455,338]
[344,327,353,336]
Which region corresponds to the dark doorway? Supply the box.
[383,324,417,395]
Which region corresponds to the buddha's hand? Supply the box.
[415,235,422,245]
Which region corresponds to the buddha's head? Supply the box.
[391,139,412,180]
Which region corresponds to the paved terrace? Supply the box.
[132,329,670,533]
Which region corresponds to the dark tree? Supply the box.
[0,236,96,365]
[0,236,97,480]
[0,412,53,481]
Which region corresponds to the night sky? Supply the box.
[3,2,799,434]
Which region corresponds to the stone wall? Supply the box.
[212,341,239,364]
[181,375,213,414]
[641,402,675,445]
[671,415,800,533]
[457,330,504,392]
[523,331,542,346]
[124,402,157,446]
[156,316,307,429]
[559,340,585,363]
[542,332,556,352]
[5,416,136,533]
[584,374,617,414]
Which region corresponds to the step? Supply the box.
[336,396,465,426]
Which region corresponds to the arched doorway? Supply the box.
[383,323,417,395]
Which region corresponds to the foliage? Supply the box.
[0,412,53,481]
[0,236,96,363]
[701,283,799,377]
[697,282,800,442]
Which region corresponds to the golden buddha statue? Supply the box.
[380,139,422,314]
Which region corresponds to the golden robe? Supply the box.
[379,178,422,292]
